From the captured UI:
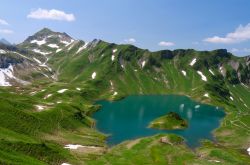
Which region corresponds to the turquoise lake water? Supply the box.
[93,95,225,148]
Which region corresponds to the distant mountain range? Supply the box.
[0,38,11,45]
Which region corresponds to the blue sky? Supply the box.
[0,0,250,56]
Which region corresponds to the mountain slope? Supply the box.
[0,28,249,164]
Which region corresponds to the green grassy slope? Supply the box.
[0,29,249,164]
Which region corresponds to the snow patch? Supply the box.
[209,69,215,75]
[76,87,81,91]
[111,55,115,61]
[0,65,15,86]
[35,105,46,111]
[33,58,42,64]
[48,44,59,48]
[113,91,118,96]
[141,61,146,68]
[33,49,51,55]
[204,93,209,97]
[197,71,207,81]
[219,66,224,74]
[0,49,6,54]
[61,39,74,46]
[76,42,88,54]
[31,39,46,46]
[61,163,71,165]
[230,96,234,101]
[56,49,62,53]
[190,58,196,66]
[111,49,118,61]
[44,94,52,99]
[110,80,113,87]
[208,160,221,163]
[92,72,96,79]
[57,89,68,93]
[67,41,77,50]
[64,144,99,150]
[47,35,54,38]
[247,147,250,155]
[181,70,186,76]
[64,144,83,150]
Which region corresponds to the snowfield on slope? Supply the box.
[57,89,68,93]
[0,65,15,86]
[0,49,7,54]
[189,58,196,66]
[141,61,146,68]
[197,71,207,81]
[181,70,186,76]
[33,58,42,64]
[61,39,74,46]
[209,69,215,75]
[76,42,88,54]
[56,49,62,53]
[92,72,96,79]
[33,49,51,55]
[35,105,47,111]
[31,39,46,46]
[204,93,209,97]
[48,44,59,48]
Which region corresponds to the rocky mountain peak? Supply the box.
[19,28,75,55]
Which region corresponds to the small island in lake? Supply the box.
[148,112,188,130]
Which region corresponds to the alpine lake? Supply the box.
[93,95,225,148]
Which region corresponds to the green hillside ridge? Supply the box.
[149,112,188,130]
[0,28,249,164]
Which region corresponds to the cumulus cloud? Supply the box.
[158,41,175,47]
[27,8,75,22]
[0,29,13,34]
[124,38,136,44]
[0,19,8,25]
[204,23,250,44]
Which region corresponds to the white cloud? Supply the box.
[243,48,250,52]
[0,19,8,25]
[27,8,75,22]
[0,29,13,34]
[231,48,239,52]
[204,23,250,44]
[158,41,175,47]
[230,48,250,53]
[124,38,136,44]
